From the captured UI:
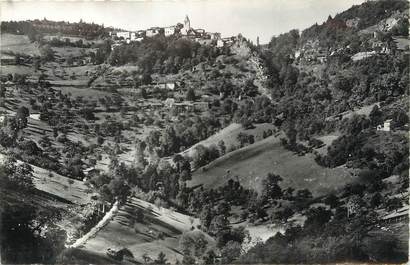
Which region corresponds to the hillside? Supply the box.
[188,135,353,196]
[79,197,215,264]
[177,122,276,158]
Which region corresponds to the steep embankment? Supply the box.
[230,39,271,99]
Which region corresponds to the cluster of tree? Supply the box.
[192,144,221,169]
[316,114,409,181]
[237,132,255,147]
[0,21,39,42]
[145,116,221,157]
[0,156,35,191]
[0,158,67,264]
[47,37,93,48]
[0,106,65,176]
[335,0,408,31]
[181,193,249,264]
[253,0,409,150]
[108,35,221,75]
[241,168,408,264]
[89,153,192,204]
[33,19,107,39]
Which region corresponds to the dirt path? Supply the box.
[67,201,119,248]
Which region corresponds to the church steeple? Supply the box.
[184,15,190,29]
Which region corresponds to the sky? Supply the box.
[1,0,366,44]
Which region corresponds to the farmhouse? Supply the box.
[377,119,392,132]
[0,115,6,125]
[155,82,177,91]
[216,39,224,48]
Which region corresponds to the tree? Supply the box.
[221,241,242,264]
[218,140,226,155]
[154,252,168,264]
[304,207,332,233]
[141,73,152,85]
[1,203,66,264]
[273,206,294,223]
[186,88,196,101]
[182,254,195,265]
[161,126,179,156]
[16,106,29,129]
[209,215,229,236]
[240,115,254,129]
[67,178,74,191]
[262,173,283,202]
[32,56,41,71]
[385,197,402,212]
[392,109,409,128]
[370,192,383,208]
[40,44,54,62]
[3,160,35,191]
[324,194,339,208]
[284,121,297,147]
[140,86,148,99]
[203,250,217,264]
[200,205,214,230]
[369,105,383,126]
[237,132,249,147]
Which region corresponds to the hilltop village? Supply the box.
[110,16,232,48]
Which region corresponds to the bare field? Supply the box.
[189,135,354,196]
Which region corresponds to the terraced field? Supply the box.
[81,197,215,263]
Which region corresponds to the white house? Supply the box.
[164,98,176,108]
[0,115,6,125]
[117,31,130,40]
[294,50,301,59]
[156,82,176,90]
[377,119,392,132]
[164,26,176,36]
[130,32,138,41]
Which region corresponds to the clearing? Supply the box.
[188,135,353,196]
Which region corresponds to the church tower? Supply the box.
[184,15,191,34]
